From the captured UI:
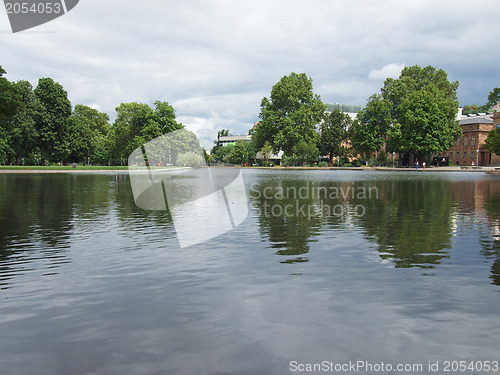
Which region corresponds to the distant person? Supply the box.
[423,161,426,169]
[416,160,419,170]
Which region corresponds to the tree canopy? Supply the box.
[0,66,184,165]
[485,128,500,156]
[33,77,73,164]
[359,65,461,160]
[319,109,352,163]
[254,72,326,156]
[351,94,391,159]
[69,104,110,165]
[0,66,21,161]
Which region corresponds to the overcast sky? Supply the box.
[1,0,499,148]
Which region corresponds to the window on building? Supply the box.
[471,152,475,160]
[472,135,476,146]
[464,136,468,146]
[464,152,467,159]
[449,152,453,159]
[457,138,461,147]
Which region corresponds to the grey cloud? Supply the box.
[1,0,499,140]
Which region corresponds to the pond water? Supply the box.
[0,170,499,375]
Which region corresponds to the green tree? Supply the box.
[0,66,21,163]
[69,105,110,165]
[166,129,200,165]
[9,80,41,165]
[213,145,231,162]
[351,94,391,160]
[225,140,255,165]
[486,88,500,110]
[33,77,72,164]
[292,140,320,166]
[373,65,461,161]
[0,66,20,119]
[254,72,326,156]
[462,104,486,115]
[211,128,230,155]
[152,100,183,134]
[319,109,352,164]
[395,89,459,158]
[259,140,273,164]
[111,102,154,162]
[110,102,182,164]
[485,128,500,155]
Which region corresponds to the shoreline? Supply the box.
[0,166,498,173]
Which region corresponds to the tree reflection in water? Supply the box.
[250,172,500,286]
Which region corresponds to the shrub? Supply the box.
[351,159,361,167]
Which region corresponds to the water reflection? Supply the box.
[0,174,73,288]
[1,171,500,374]
[249,177,322,263]
[2,174,115,288]
[249,171,500,285]
[356,179,454,269]
[478,177,500,287]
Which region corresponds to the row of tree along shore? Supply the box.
[211,68,500,167]
[1,64,499,167]
[0,65,185,166]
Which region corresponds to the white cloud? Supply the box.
[174,92,262,148]
[368,64,405,80]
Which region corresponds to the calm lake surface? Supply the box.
[1,170,499,375]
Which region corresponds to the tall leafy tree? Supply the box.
[33,77,72,164]
[9,80,41,165]
[395,89,458,157]
[225,140,255,165]
[110,101,183,163]
[153,100,184,134]
[319,109,352,164]
[351,94,391,159]
[0,66,21,163]
[0,66,20,119]
[69,105,110,164]
[110,102,150,162]
[365,65,461,161]
[254,72,326,156]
